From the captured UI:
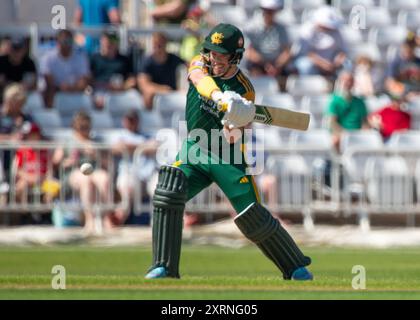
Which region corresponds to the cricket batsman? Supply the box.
[145,23,313,280]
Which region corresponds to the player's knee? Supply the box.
[152,165,188,210]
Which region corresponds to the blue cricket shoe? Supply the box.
[145,267,168,279]
[291,267,313,280]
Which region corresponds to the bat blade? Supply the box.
[254,104,310,131]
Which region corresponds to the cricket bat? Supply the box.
[254,104,311,131]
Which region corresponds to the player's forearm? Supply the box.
[189,69,222,102]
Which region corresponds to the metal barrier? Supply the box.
[2,141,420,231]
[0,142,129,233]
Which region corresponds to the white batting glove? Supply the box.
[221,94,255,129]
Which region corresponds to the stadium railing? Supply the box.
[0,142,129,233]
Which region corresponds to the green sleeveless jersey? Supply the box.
[185,69,255,144]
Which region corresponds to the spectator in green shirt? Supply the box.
[325,71,369,151]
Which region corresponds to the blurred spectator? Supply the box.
[0,36,37,99]
[385,32,420,102]
[90,30,136,109]
[151,0,195,25]
[40,29,90,108]
[180,4,215,62]
[325,71,369,151]
[0,84,35,190]
[52,111,113,232]
[137,32,185,109]
[0,36,11,56]
[245,0,292,81]
[368,95,411,142]
[74,0,121,53]
[14,122,50,203]
[111,110,159,224]
[353,55,383,97]
[295,6,347,79]
[0,83,33,142]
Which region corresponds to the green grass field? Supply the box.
[1,245,420,299]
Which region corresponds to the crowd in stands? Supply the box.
[0,0,420,230]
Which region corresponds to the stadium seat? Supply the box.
[406,99,420,130]
[300,95,330,128]
[380,0,420,14]
[153,92,186,128]
[253,123,283,149]
[285,0,325,12]
[97,128,126,145]
[210,5,247,28]
[397,10,420,29]
[340,130,383,154]
[139,109,164,137]
[339,24,364,46]
[24,91,45,112]
[31,109,62,131]
[286,75,331,97]
[89,111,114,130]
[289,129,332,149]
[45,128,74,142]
[333,0,374,14]
[249,76,279,103]
[103,89,144,118]
[348,42,381,62]
[368,26,408,48]
[388,131,420,149]
[353,7,392,29]
[365,95,392,113]
[53,92,93,116]
[285,24,304,43]
[260,93,295,109]
[365,156,413,208]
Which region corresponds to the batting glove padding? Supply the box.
[218,90,256,129]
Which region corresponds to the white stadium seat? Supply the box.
[285,0,325,12]
[380,0,420,13]
[286,75,331,97]
[104,89,144,118]
[333,0,374,13]
[53,92,93,116]
[31,109,62,130]
[340,130,383,154]
[210,5,247,28]
[368,26,408,48]
[348,43,381,62]
[260,93,295,110]
[301,95,330,128]
[388,131,420,149]
[153,92,186,128]
[89,111,114,130]
[249,76,279,101]
[24,91,45,112]
[397,10,420,29]
[339,25,364,46]
[289,129,332,149]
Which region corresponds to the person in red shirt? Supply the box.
[368,96,411,142]
[14,122,50,202]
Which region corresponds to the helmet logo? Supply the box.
[238,37,244,48]
[211,32,224,44]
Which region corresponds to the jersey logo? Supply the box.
[172,160,183,167]
[239,176,249,184]
[211,32,224,44]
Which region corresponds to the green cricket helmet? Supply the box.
[201,23,245,65]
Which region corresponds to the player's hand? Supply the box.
[220,94,255,129]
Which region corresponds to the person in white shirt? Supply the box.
[294,6,348,79]
[40,29,90,108]
[111,110,159,223]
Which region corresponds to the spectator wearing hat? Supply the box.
[295,6,348,78]
[137,32,185,109]
[40,29,91,108]
[111,110,159,224]
[0,36,37,99]
[74,0,121,54]
[90,31,136,109]
[385,32,420,102]
[245,0,292,82]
